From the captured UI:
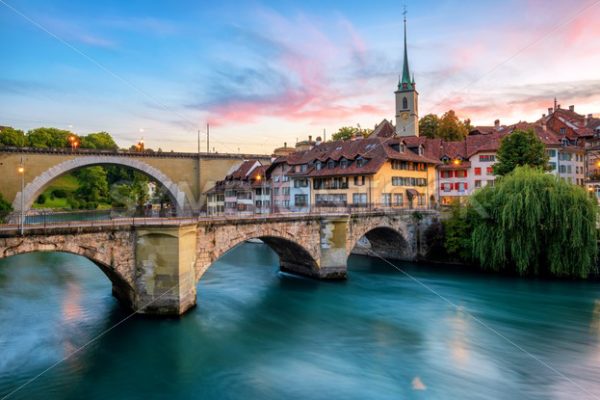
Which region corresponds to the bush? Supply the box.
[52,189,67,198]
[36,194,46,204]
[0,193,13,223]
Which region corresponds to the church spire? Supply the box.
[399,7,414,91]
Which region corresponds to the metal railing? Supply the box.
[0,203,435,234]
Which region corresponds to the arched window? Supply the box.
[402,97,408,110]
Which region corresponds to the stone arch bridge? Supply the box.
[0,210,439,316]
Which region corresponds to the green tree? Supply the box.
[331,126,373,141]
[493,129,549,176]
[27,127,74,148]
[0,127,26,147]
[436,110,468,141]
[442,203,475,262]
[0,193,13,223]
[418,114,440,138]
[74,166,109,206]
[80,132,118,150]
[470,166,597,277]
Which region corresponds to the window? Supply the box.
[393,177,427,186]
[559,152,572,161]
[294,194,308,207]
[273,188,279,196]
[352,193,367,206]
[418,145,424,156]
[457,182,468,192]
[327,160,336,169]
[356,157,367,167]
[455,170,467,178]
[354,176,365,186]
[340,159,348,169]
[282,175,290,182]
[225,190,236,197]
[549,162,556,170]
[300,164,308,172]
[274,176,280,182]
[402,97,408,110]
[316,162,322,171]
[486,167,494,175]
[479,155,496,162]
[315,194,347,207]
[474,180,481,188]
[567,165,572,174]
[393,193,403,206]
[560,127,566,135]
[381,193,392,206]
[282,187,290,195]
[474,167,481,176]
[418,194,425,206]
[441,170,452,179]
[559,165,566,173]
[547,150,556,158]
[237,192,252,200]
[294,179,308,188]
[441,183,452,192]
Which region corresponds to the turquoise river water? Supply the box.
[1,243,600,399]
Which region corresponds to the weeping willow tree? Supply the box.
[470,166,598,277]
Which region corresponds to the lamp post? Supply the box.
[18,161,25,235]
[256,174,262,214]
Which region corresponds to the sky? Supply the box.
[1,0,600,154]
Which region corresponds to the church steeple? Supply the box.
[395,7,419,137]
[398,8,414,91]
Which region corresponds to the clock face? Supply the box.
[401,112,409,121]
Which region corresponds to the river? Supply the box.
[1,243,599,399]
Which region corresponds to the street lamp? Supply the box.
[256,174,262,214]
[18,162,25,235]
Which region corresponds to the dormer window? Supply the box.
[418,144,424,156]
[316,161,322,171]
[356,157,367,167]
[400,143,406,153]
[560,127,566,135]
[327,160,336,169]
[561,138,569,147]
[441,156,450,163]
[340,158,348,169]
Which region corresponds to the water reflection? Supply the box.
[0,247,600,399]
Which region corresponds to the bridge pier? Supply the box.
[133,224,197,316]
[316,216,349,279]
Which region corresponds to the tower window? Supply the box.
[402,97,408,110]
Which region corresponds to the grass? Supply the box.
[32,173,108,210]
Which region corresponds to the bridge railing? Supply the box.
[0,203,436,233]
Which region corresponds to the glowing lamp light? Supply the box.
[452,159,461,165]
[596,160,600,168]
[17,166,24,174]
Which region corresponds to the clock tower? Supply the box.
[395,10,419,137]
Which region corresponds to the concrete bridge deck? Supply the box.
[0,209,440,316]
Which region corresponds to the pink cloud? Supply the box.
[205,9,384,127]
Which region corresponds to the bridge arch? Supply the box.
[0,247,136,308]
[348,224,413,262]
[12,156,188,215]
[196,231,321,281]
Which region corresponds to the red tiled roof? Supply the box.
[372,119,395,138]
[228,159,262,180]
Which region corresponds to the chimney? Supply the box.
[548,107,553,115]
[542,113,546,118]
[315,136,322,145]
[284,142,287,148]
[557,104,561,109]
[569,105,575,112]
[541,121,547,132]
[308,135,312,142]
[494,119,500,128]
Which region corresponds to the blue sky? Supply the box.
[2,0,600,153]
